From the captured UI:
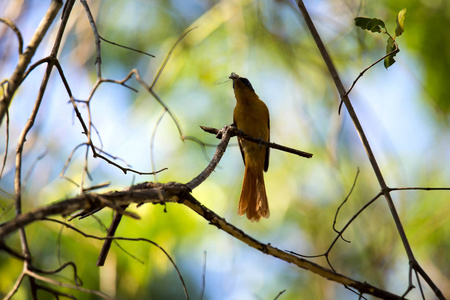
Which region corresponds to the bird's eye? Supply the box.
[239,78,254,91]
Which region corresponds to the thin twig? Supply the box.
[338,42,399,114]
[0,0,63,125]
[143,28,197,177]
[200,125,313,159]
[333,168,360,242]
[150,109,167,182]
[273,289,286,300]
[0,110,9,179]
[200,251,207,300]
[35,285,76,300]
[0,18,24,54]
[99,35,155,58]
[32,262,82,286]
[389,187,450,192]
[26,269,112,299]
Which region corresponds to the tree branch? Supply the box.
[295,1,444,299]
[200,125,313,159]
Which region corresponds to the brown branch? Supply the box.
[200,125,313,159]
[389,187,450,192]
[96,204,129,267]
[96,124,233,267]
[295,1,445,299]
[0,0,63,125]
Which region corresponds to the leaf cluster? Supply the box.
[354,8,406,68]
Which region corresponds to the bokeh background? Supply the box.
[1,0,449,299]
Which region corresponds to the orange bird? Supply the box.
[229,72,270,222]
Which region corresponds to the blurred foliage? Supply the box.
[0,0,449,299]
[382,0,450,117]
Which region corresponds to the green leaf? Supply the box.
[354,17,371,29]
[384,37,397,69]
[395,8,407,37]
[355,17,386,33]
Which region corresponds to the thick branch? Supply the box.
[0,182,186,238]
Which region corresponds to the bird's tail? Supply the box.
[238,166,269,222]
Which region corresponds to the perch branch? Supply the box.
[200,125,313,159]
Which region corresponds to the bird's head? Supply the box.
[229,72,254,92]
[229,72,258,103]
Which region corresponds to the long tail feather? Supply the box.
[238,166,269,222]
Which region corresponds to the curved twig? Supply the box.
[0,18,24,54]
[338,41,399,114]
[333,168,360,242]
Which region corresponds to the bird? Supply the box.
[229,72,270,222]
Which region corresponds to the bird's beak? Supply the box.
[229,72,239,80]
